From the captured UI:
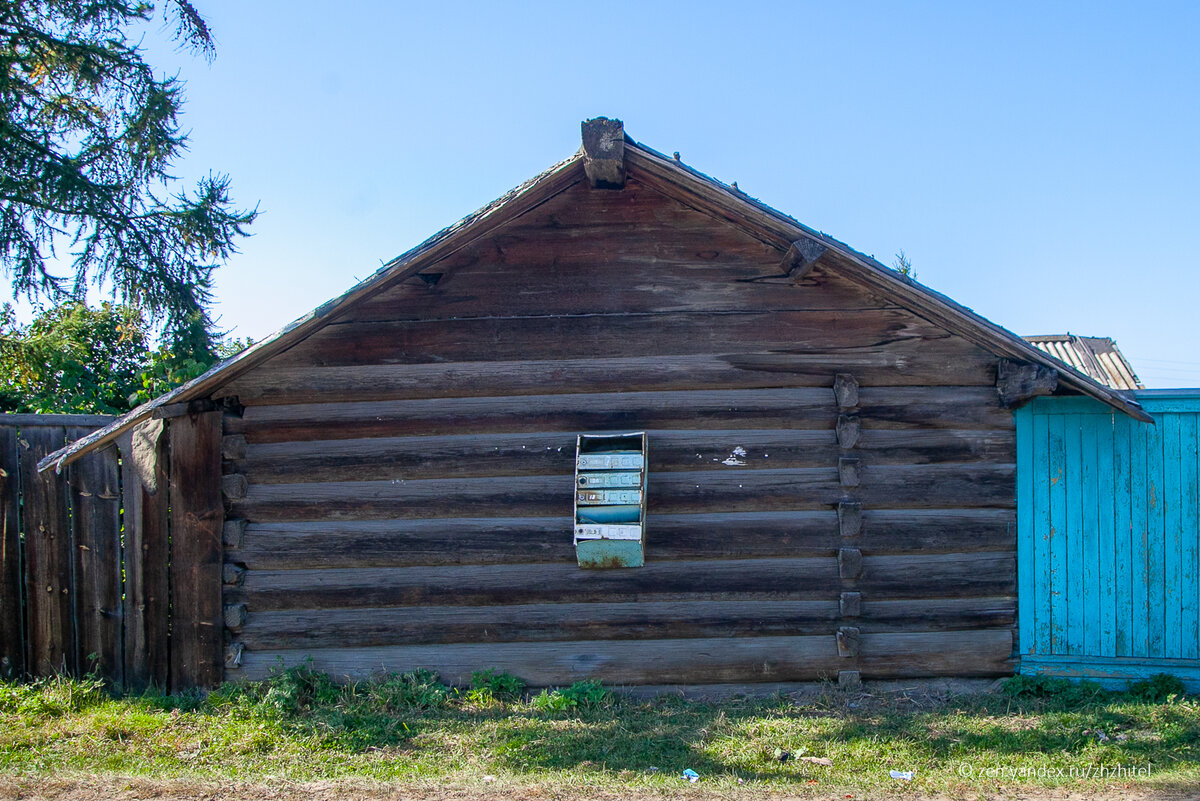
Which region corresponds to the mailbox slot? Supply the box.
[573,432,647,568]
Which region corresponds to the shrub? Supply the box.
[468,669,526,704]
[1129,673,1186,704]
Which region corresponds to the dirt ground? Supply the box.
[2,776,1198,801]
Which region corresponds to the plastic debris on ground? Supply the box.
[682,768,700,782]
[773,748,791,763]
[889,770,914,781]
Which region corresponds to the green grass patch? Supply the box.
[1,668,1198,795]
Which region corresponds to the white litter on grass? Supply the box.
[721,446,748,466]
[889,770,914,781]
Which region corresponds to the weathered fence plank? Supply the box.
[118,421,170,690]
[68,435,123,683]
[18,426,75,676]
[0,427,22,677]
[168,412,224,691]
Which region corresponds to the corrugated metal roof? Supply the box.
[1023,335,1143,391]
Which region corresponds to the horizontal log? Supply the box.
[237,629,1015,684]
[220,343,997,406]
[267,309,967,368]
[0,413,115,428]
[236,427,1014,485]
[231,508,1017,569]
[228,387,1011,443]
[859,630,1014,678]
[228,463,1014,522]
[238,600,841,649]
[237,595,1014,650]
[227,552,1014,611]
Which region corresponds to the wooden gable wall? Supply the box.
[215,175,1017,685]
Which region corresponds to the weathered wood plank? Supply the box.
[118,421,170,690]
[238,600,841,648]
[222,343,998,406]
[269,309,964,368]
[227,552,1014,612]
[168,412,224,691]
[581,117,625,188]
[859,629,1014,677]
[228,387,1010,444]
[67,439,122,684]
[230,557,841,610]
[18,427,75,676]
[0,427,23,677]
[237,427,1013,485]
[233,508,1016,569]
[229,463,1014,522]
[238,629,1015,684]
[237,595,1016,651]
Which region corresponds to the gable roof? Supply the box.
[39,123,1151,472]
[1024,334,1143,392]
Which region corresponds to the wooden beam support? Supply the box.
[837,501,862,538]
[224,602,248,629]
[781,238,828,279]
[838,547,863,579]
[221,435,247,461]
[837,669,862,689]
[581,117,626,189]
[838,457,861,488]
[839,591,862,618]
[152,399,217,420]
[221,474,247,501]
[833,373,859,409]
[224,643,244,670]
[222,519,247,549]
[836,626,861,658]
[836,415,860,449]
[997,359,1059,408]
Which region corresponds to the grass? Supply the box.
[1,666,1199,797]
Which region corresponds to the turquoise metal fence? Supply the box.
[1016,390,1200,687]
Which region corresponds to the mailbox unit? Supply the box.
[573,432,648,568]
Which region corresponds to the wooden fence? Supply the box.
[1016,390,1200,688]
[0,411,224,691]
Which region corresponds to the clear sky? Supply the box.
[14,1,1200,386]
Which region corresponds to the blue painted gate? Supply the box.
[1016,391,1200,687]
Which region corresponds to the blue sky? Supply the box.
[14,1,1200,386]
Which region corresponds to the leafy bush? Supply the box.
[1129,673,1186,704]
[0,674,108,717]
[530,680,613,713]
[368,669,453,711]
[468,669,526,704]
[530,688,575,713]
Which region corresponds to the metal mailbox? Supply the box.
[573,432,648,568]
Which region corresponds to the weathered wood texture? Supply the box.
[228,463,1014,522]
[68,436,122,682]
[235,428,1013,484]
[0,427,22,677]
[232,508,1015,569]
[214,174,1019,684]
[238,629,1014,685]
[169,412,224,692]
[226,553,1014,612]
[18,426,74,676]
[117,421,170,690]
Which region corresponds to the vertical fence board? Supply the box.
[1065,416,1084,655]
[1184,414,1200,660]
[68,434,123,684]
[1047,414,1067,653]
[1096,415,1116,658]
[1164,415,1183,658]
[1032,413,1052,655]
[0,428,22,677]
[1079,415,1100,657]
[119,421,170,690]
[1015,408,1034,656]
[1113,415,1133,657]
[169,412,224,691]
[18,427,75,676]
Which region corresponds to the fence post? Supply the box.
[168,411,224,691]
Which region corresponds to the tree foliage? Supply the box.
[0,0,256,354]
[0,300,250,414]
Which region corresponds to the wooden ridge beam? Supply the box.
[581,117,626,189]
[781,238,828,278]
